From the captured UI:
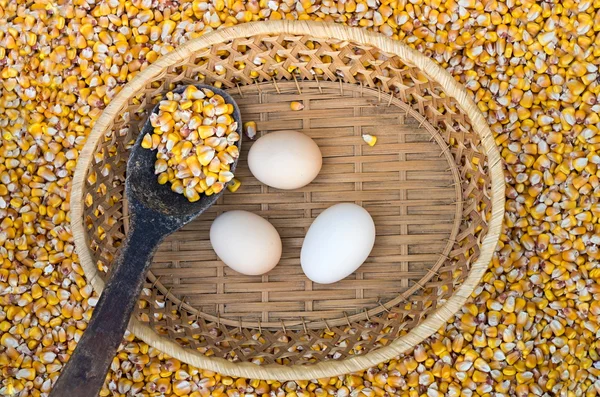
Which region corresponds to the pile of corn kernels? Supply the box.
[1,0,600,396]
[143,85,240,201]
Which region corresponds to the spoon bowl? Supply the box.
[128,84,243,218]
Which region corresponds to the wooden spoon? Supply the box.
[50,85,242,397]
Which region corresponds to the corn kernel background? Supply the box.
[1,0,599,395]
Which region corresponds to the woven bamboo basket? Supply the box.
[71,21,505,380]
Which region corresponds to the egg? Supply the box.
[301,203,376,284]
[247,130,322,190]
[210,211,282,275]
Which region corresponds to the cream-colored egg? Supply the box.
[247,130,322,190]
[301,203,376,284]
[210,211,282,275]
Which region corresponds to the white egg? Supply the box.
[301,203,376,284]
[247,130,322,190]
[210,210,282,275]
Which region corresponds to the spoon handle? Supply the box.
[50,225,160,397]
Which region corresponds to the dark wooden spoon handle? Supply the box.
[50,225,160,397]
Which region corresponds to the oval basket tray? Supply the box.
[71,21,505,380]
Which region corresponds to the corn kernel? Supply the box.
[290,101,305,110]
[362,134,377,146]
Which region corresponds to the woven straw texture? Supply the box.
[149,80,463,328]
[71,21,504,380]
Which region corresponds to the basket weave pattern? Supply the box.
[74,23,501,378]
[149,80,463,327]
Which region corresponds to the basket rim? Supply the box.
[70,20,505,380]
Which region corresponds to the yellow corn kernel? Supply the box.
[154,159,168,174]
[244,121,257,139]
[204,137,220,148]
[202,104,215,117]
[362,134,377,146]
[212,182,224,194]
[197,147,216,166]
[216,114,233,125]
[180,100,193,110]
[209,94,224,104]
[166,132,181,150]
[215,123,229,137]
[290,101,305,110]
[218,171,234,183]
[198,126,215,139]
[208,157,222,173]
[171,180,184,194]
[180,141,194,157]
[214,103,230,115]
[185,156,202,177]
[204,172,218,187]
[141,133,153,149]
[183,85,204,100]
[217,151,234,164]
[227,178,241,193]
[226,145,239,158]
[184,187,200,202]
[198,179,209,192]
[192,100,204,113]
[157,172,169,185]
